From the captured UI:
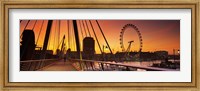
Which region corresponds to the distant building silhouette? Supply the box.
[114,51,168,61]
[20,30,36,61]
[154,51,168,60]
[83,37,95,59]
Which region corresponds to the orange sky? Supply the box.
[20,20,180,55]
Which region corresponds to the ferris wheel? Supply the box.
[119,24,143,60]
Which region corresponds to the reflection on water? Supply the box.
[85,60,180,71]
[120,60,180,66]
[121,60,163,67]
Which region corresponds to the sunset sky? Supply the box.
[20,20,180,55]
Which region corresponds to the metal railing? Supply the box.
[70,59,177,71]
[20,59,178,71]
[20,59,58,71]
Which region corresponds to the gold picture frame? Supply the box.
[0,0,199,91]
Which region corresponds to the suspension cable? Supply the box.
[89,20,103,54]
[57,36,64,50]
[96,20,113,54]
[64,21,68,51]
[58,20,60,49]
[70,21,72,50]
[78,20,84,39]
[20,20,30,38]
[68,20,70,49]
[36,20,44,45]
[47,22,53,51]
[32,20,37,30]
[24,20,30,29]
[57,35,64,50]
[77,20,83,51]
[81,20,88,37]
[43,20,53,59]
[72,22,76,51]
[30,20,38,60]
[53,21,57,53]
[85,20,91,37]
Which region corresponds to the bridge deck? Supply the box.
[39,60,77,71]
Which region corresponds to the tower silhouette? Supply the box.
[20,29,36,61]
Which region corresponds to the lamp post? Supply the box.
[102,45,108,61]
[177,49,180,61]
[173,49,175,62]
[177,50,180,54]
[101,45,108,70]
[173,49,180,63]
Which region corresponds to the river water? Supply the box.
[108,60,180,67]
[92,60,180,71]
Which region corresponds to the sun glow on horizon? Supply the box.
[20,20,180,55]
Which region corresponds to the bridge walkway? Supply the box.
[39,60,77,71]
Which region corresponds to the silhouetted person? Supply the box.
[66,48,71,60]
[20,30,36,61]
[64,57,66,62]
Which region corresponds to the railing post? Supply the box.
[84,61,88,70]
[106,64,109,70]
[126,66,130,71]
[101,63,104,71]
[33,62,38,71]
[28,62,32,71]
[90,62,94,71]
[98,63,101,71]
[37,61,42,70]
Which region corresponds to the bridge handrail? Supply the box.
[71,59,177,71]
[20,59,58,63]
[20,59,59,71]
